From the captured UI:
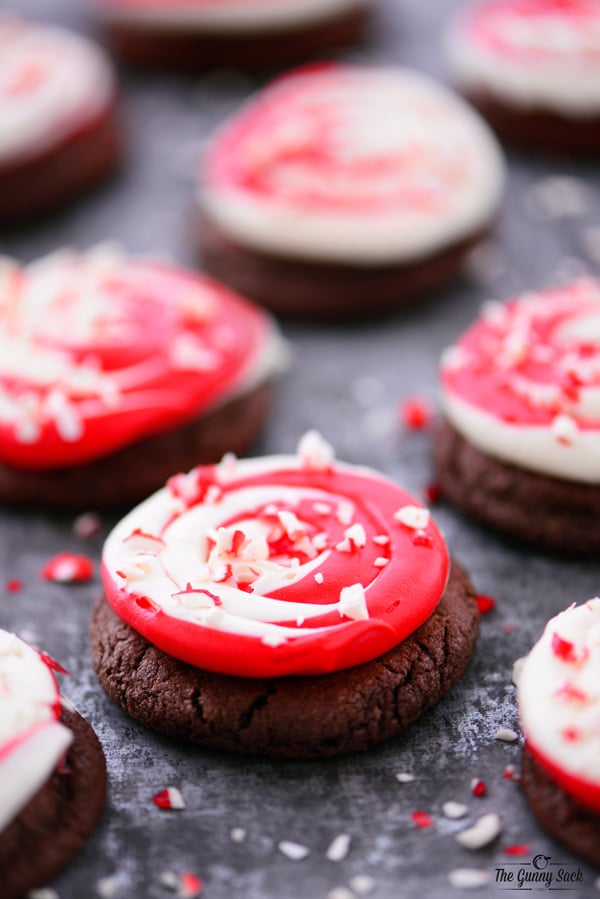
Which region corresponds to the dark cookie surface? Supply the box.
[521,744,600,867]
[0,102,119,228]
[0,383,271,509]
[0,707,106,899]
[103,8,366,72]
[90,562,478,759]
[199,213,485,320]
[434,421,600,554]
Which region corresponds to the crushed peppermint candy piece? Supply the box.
[41,552,94,583]
[448,868,491,890]
[327,889,355,899]
[495,727,518,743]
[394,505,430,530]
[470,778,487,798]
[72,511,102,539]
[278,840,311,861]
[373,557,389,568]
[424,482,442,505]
[395,772,415,784]
[400,396,433,430]
[476,594,496,614]
[298,430,334,471]
[97,875,120,898]
[456,813,502,850]
[230,827,246,843]
[503,765,518,781]
[373,534,390,546]
[153,787,186,810]
[504,844,530,857]
[349,875,376,895]
[551,413,578,446]
[326,833,352,862]
[179,873,203,898]
[411,810,434,828]
[442,801,468,820]
[314,572,324,584]
[5,578,22,592]
[338,583,369,621]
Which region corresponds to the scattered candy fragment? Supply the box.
[326,833,351,862]
[476,594,495,614]
[456,813,502,850]
[278,840,310,861]
[5,578,22,592]
[41,552,94,583]
[395,772,415,784]
[73,511,102,539]
[97,875,119,898]
[327,889,355,899]
[442,801,468,820]
[448,868,491,890]
[495,727,518,743]
[470,778,487,798]
[230,827,246,843]
[503,765,519,781]
[349,875,376,896]
[153,787,186,810]
[159,871,203,898]
[424,482,442,504]
[504,844,530,857]
[411,810,434,828]
[400,396,433,430]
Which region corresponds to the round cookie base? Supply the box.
[521,744,600,867]
[0,383,272,509]
[102,8,367,72]
[198,214,486,320]
[90,562,478,759]
[461,89,600,155]
[0,707,107,899]
[0,101,119,227]
[434,421,600,554]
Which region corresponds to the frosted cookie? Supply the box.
[0,630,106,899]
[435,278,600,553]
[0,17,119,225]
[95,0,370,71]
[197,64,505,319]
[446,0,600,153]
[91,432,479,759]
[0,246,288,508]
[517,600,600,866]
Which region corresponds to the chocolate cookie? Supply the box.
[92,432,479,758]
[446,0,600,154]
[197,64,504,319]
[97,1,368,72]
[521,745,600,868]
[1,707,107,899]
[91,562,478,759]
[434,421,600,554]
[435,279,600,554]
[0,17,119,226]
[0,247,287,508]
[517,600,600,867]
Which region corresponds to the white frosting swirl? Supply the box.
[518,599,600,792]
[200,66,505,266]
[0,630,72,833]
[0,17,115,164]
[97,0,368,33]
[447,0,600,117]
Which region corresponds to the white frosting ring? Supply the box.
[447,2,600,117]
[517,599,600,791]
[200,66,505,266]
[0,18,115,164]
[97,0,368,33]
[0,631,72,833]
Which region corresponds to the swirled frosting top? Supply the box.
[102,432,450,677]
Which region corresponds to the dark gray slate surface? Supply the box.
[1,1,600,896]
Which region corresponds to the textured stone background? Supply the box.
[1,0,600,896]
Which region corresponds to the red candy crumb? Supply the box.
[179,872,203,898]
[411,810,434,828]
[551,631,585,664]
[504,844,530,857]
[41,552,94,583]
[503,765,518,781]
[424,482,442,505]
[152,787,185,811]
[476,594,496,614]
[471,779,487,798]
[412,530,433,548]
[5,579,22,592]
[400,397,433,430]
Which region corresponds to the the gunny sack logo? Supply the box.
[495,854,586,891]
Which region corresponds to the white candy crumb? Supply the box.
[278,840,311,861]
[373,557,389,568]
[456,813,502,850]
[326,833,352,862]
[73,511,101,539]
[230,827,246,843]
[97,876,119,898]
[395,772,415,784]
[338,583,369,620]
[297,430,334,471]
[495,727,518,743]
[327,889,355,899]
[394,505,430,530]
[442,801,469,820]
[314,572,324,584]
[166,787,186,810]
[349,875,376,895]
[159,871,180,890]
[448,868,492,890]
[551,413,578,445]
